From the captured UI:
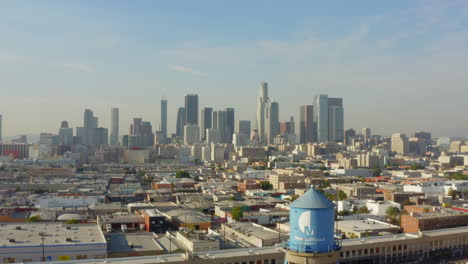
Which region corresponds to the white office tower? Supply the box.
[201,145,211,161]
[206,128,220,144]
[184,124,200,145]
[110,108,119,145]
[211,143,225,163]
[391,133,408,154]
[256,82,269,145]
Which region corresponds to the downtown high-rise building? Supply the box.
[313,95,329,142]
[58,121,73,146]
[391,133,408,154]
[265,101,279,144]
[0,114,2,142]
[362,127,371,142]
[256,82,269,145]
[225,108,235,144]
[328,97,344,142]
[313,94,344,142]
[300,105,314,144]
[215,110,227,143]
[176,107,186,138]
[200,107,213,142]
[161,99,167,139]
[110,108,119,146]
[123,118,154,148]
[77,109,108,146]
[185,94,198,126]
[236,120,251,135]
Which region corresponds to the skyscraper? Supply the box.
[313,95,344,142]
[225,108,235,144]
[161,99,167,139]
[216,110,227,143]
[185,94,198,126]
[391,133,408,154]
[200,107,213,142]
[362,128,371,142]
[0,114,2,143]
[176,107,186,138]
[265,101,279,144]
[184,124,200,145]
[58,121,73,146]
[313,94,329,142]
[124,118,154,148]
[212,111,218,129]
[256,82,269,145]
[236,120,251,135]
[328,97,344,142]
[300,105,314,144]
[77,109,107,145]
[110,108,119,146]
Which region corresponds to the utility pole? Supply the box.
[39,232,45,262]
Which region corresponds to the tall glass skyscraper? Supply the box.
[161,99,167,139]
[176,107,186,138]
[300,105,314,143]
[110,108,119,145]
[185,94,198,126]
[225,108,235,144]
[200,107,213,142]
[313,95,329,142]
[313,95,344,143]
[265,101,279,144]
[256,82,269,145]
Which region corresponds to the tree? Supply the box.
[410,163,424,170]
[290,194,300,201]
[231,206,244,221]
[26,215,41,222]
[373,167,382,177]
[321,181,331,188]
[65,219,80,224]
[337,190,347,201]
[450,172,468,180]
[386,207,401,217]
[357,206,370,214]
[448,187,457,200]
[229,196,237,201]
[260,182,273,191]
[337,210,350,216]
[175,171,190,178]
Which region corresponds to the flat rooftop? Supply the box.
[0,223,106,247]
[337,219,398,232]
[29,246,285,264]
[223,222,282,241]
[109,233,163,253]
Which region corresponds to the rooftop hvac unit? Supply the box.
[8,239,15,243]
[66,238,72,242]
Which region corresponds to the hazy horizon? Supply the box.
[2,1,468,138]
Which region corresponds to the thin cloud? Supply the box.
[62,63,95,73]
[170,65,207,76]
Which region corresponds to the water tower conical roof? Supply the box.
[291,188,334,209]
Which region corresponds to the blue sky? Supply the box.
[1,0,468,137]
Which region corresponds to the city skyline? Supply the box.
[2,1,468,137]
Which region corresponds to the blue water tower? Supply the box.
[288,188,338,253]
